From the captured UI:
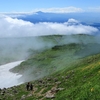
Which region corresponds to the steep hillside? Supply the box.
[0,34,95,65]
[0,34,100,100]
[0,49,100,100]
[10,34,100,83]
[10,43,82,82]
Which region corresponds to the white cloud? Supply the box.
[0,16,99,37]
[34,6,84,13]
[1,6,100,16]
[88,7,100,12]
[0,7,84,16]
[0,12,37,18]
[0,61,23,89]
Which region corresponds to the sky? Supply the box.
[0,0,100,37]
[0,0,100,13]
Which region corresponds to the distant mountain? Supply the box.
[17,11,100,26]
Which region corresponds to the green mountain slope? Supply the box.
[0,47,100,100]
[0,34,100,100]
[10,34,100,82]
[10,43,82,82]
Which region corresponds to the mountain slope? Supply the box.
[0,49,100,100]
[8,34,95,79]
[0,34,100,100]
[17,11,100,24]
[10,43,81,82]
[10,34,100,83]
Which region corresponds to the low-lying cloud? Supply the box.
[0,15,99,37]
[88,7,100,12]
[0,61,23,89]
[34,7,84,13]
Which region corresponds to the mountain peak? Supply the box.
[36,11,44,14]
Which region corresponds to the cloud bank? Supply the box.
[88,7,100,12]
[0,6,84,15]
[0,61,23,89]
[34,7,84,13]
[0,15,99,37]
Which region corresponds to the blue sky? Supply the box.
[0,0,100,13]
[0,0,100,37]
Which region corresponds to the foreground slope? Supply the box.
[0,50,100,100]
[0,39,100,100]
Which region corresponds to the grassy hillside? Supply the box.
[0,34,95,65]
[10,43,82,82]
[10,34,100,82]
[0,49,100,100]
[0,35,59,65]
[0,34,100,100]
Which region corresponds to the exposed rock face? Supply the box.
[21,95,26,100]
[45,90,55,99]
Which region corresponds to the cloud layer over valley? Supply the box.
[0,15,99,37]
